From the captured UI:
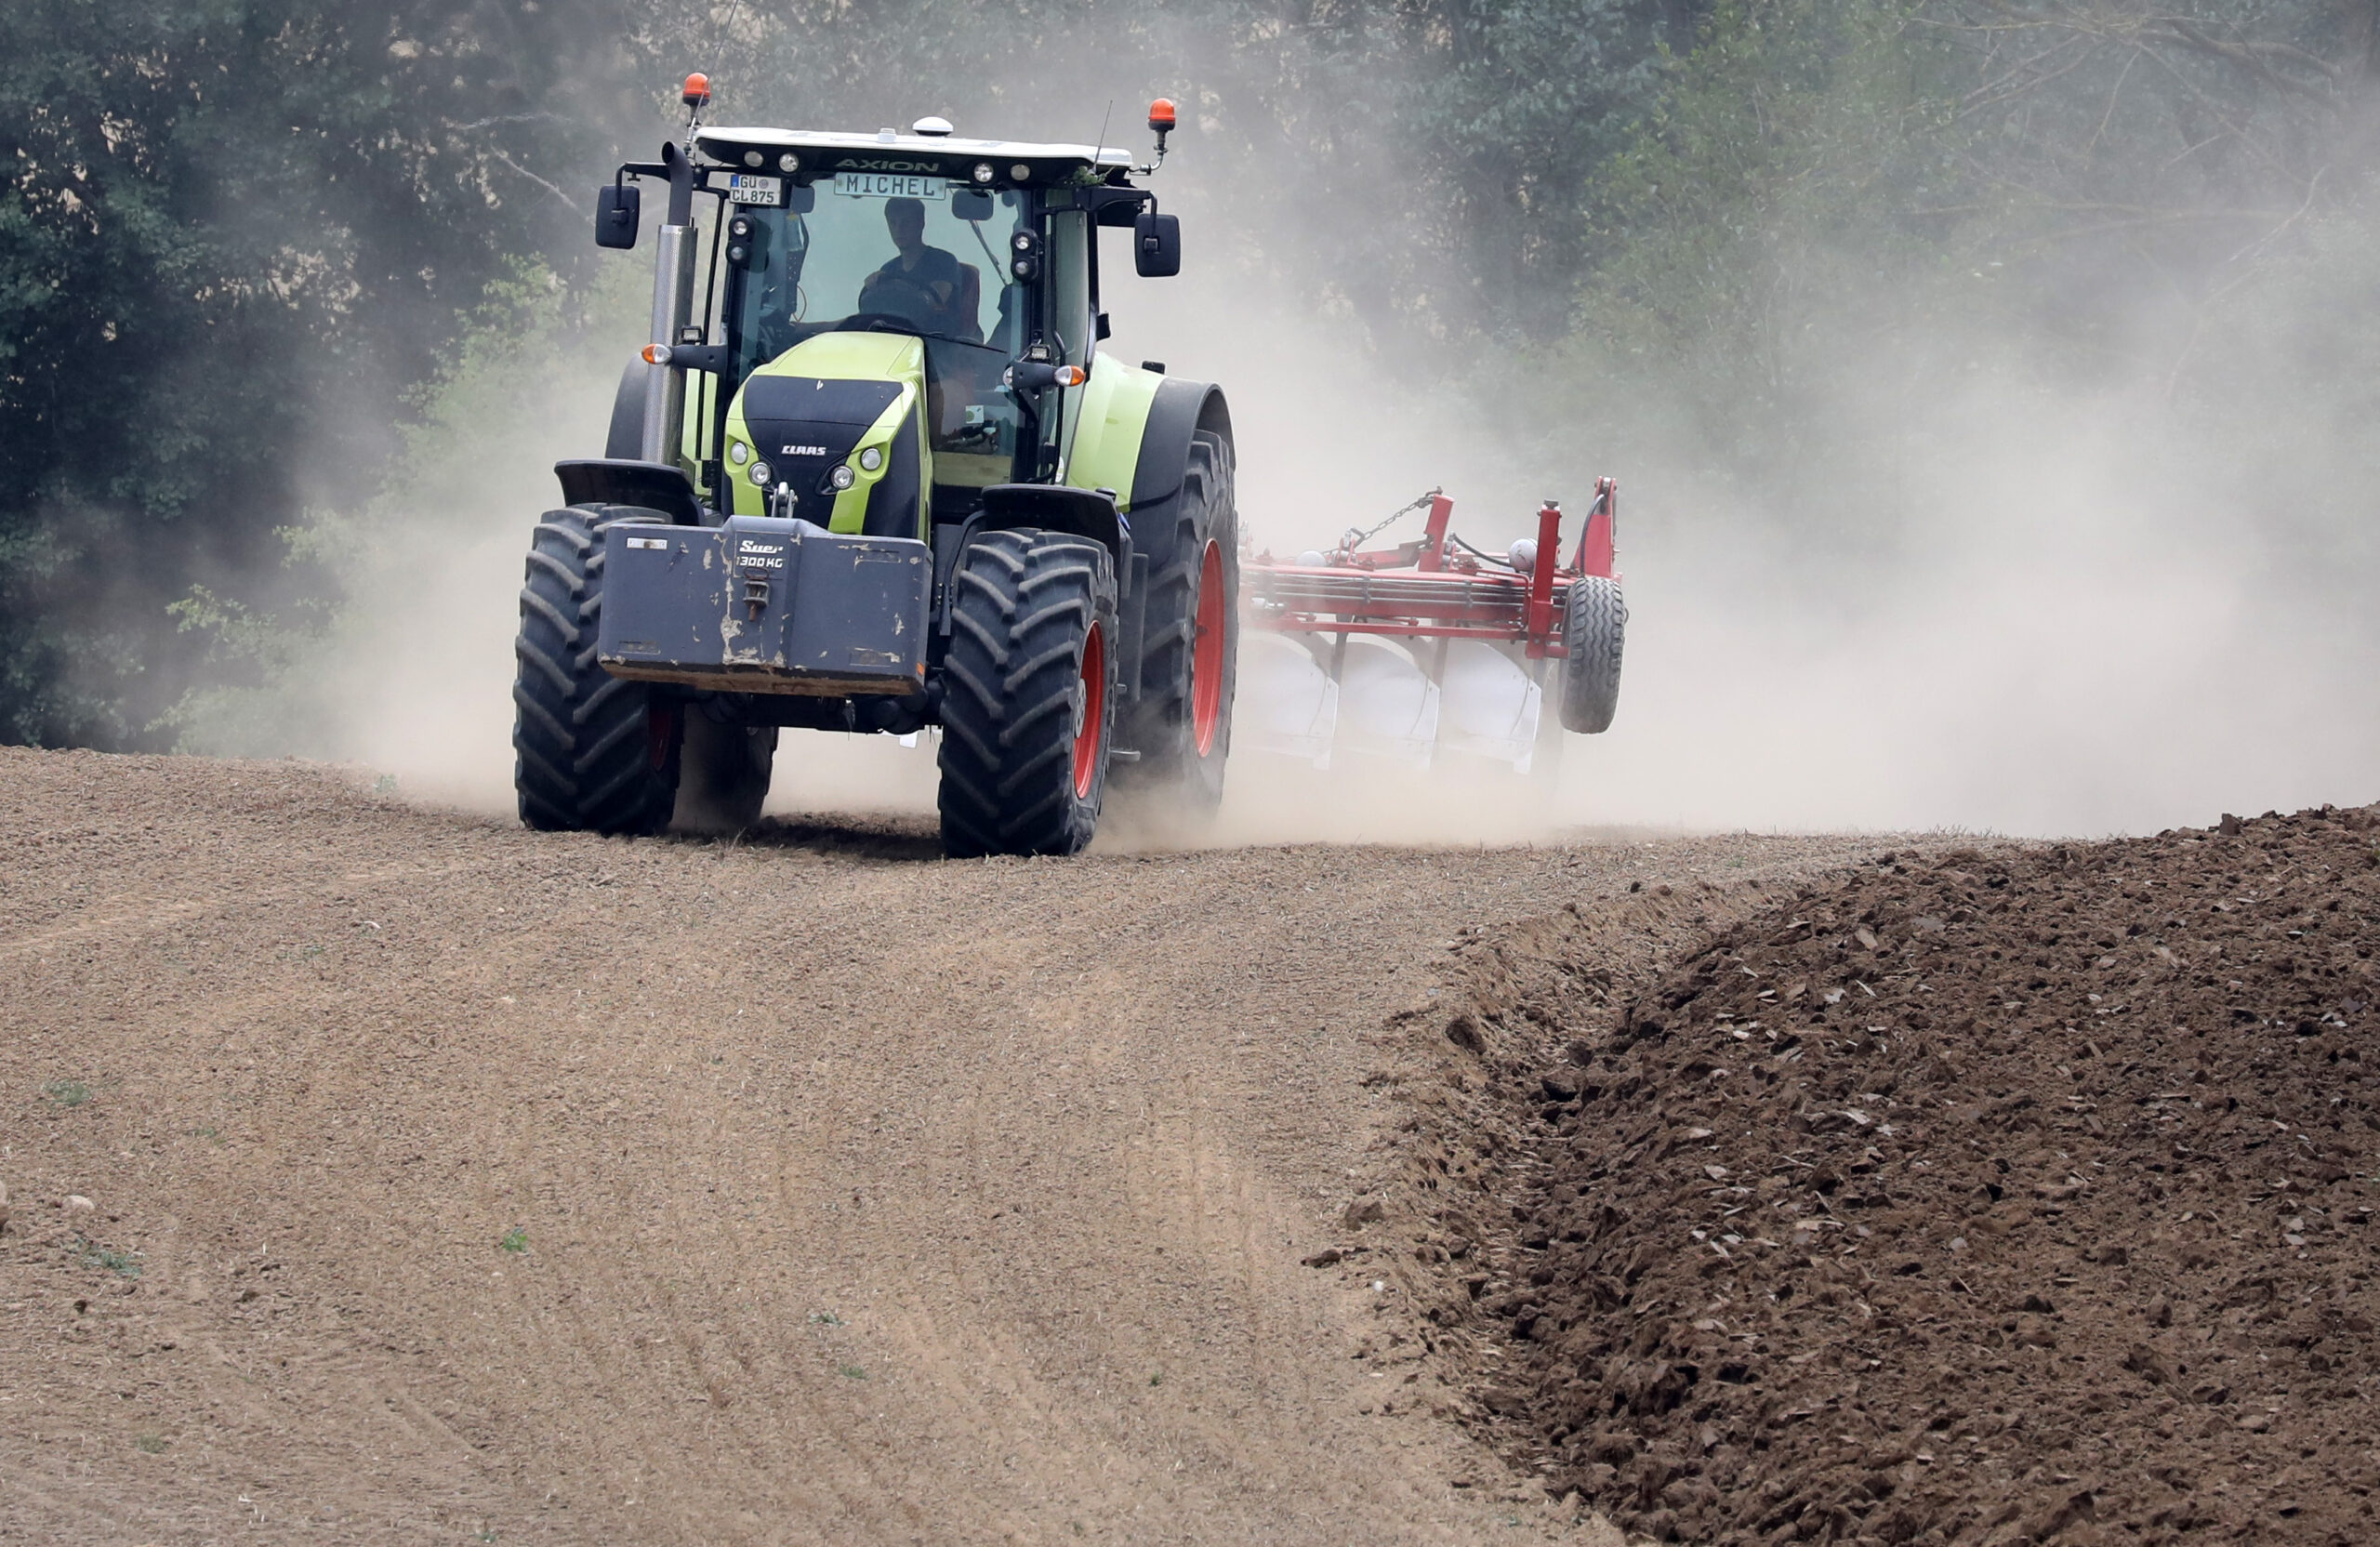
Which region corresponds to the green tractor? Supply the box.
[511,82,1236,855]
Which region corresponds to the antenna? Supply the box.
[688,0,747,143]
[1094,99,1114,159]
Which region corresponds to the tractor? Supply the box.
[511,81,1235,856]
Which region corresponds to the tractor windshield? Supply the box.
[727,181,1027,364]
[723,179,1041,477]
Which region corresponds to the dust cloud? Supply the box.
[1111,220,2380,842]
[295,326,618,815]
[1580,410,2380,839]
[290,119,2375,846]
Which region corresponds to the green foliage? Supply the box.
[0,0,644,748]
[696,0,1683,339]
[9,0,2375,750]
[162,257,640,754]
[43,1077,92,1107]
[1537,0,2380,552]
[76,1236,141,1276]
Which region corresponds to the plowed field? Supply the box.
[1408,808,2380,1545]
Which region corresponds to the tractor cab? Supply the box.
[587,118,1183,542]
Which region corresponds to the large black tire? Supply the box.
[675,707,777,835]
[1119,430,1237,811]
[1557,575,1626,734]
[937,530,1119,857]
[512,504,681,835]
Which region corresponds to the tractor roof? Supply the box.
[694,126,1133,186]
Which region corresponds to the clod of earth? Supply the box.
[1421,804,2380,1545]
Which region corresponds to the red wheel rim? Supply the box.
[1190,540,1225,757]
[1072,621,1106,800]
[646,702,681,772]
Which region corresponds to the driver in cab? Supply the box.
[859,197,971,337]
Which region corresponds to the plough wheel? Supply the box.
[938,530,1119,858]
[1121,430,1237,812]
[1558,575,1626,734]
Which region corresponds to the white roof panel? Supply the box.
[695,126,1132,178]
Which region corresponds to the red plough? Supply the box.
[1237,483,1624,773]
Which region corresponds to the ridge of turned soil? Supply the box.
[1401,807,2380,1545]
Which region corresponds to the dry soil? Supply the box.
[0,747,1879,1546]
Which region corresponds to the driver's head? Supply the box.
[884,197,925,253]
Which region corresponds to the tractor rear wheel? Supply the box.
[937,530,1119,857]
[512,504,681,835]
[1120,430,1237,812]
[1556,575,1627,734]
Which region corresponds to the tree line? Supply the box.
[5,0,2373,747]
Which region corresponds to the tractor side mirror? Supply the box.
[952,188,993,222]
[595,182,641,250]
[1133,211,1181,278]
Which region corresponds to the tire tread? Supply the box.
[937,531,1117,857]
[1556,575,1627,734]
[510,504,679,835]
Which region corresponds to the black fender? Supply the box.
[604,357,644,459]
[976,482,1122,555]
[1128,379,1232,513]
[554,459,704,525]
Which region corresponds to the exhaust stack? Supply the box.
[642,141,698,464]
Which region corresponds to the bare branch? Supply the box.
[489,149,579,212]
[2086,45,2142,152]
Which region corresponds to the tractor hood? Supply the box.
[723,334,927,540]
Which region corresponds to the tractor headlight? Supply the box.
[728,440,749,466]
[857,445,884,473]
[829,464,856,491]
[1010,163,1031,181]
[743,151,763,168]
[1009,229,1041,282]
[972,162,995,183]
[749,460,772,485]
[778,152,800,173]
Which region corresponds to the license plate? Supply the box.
[833,171,945,201]
[723,173,782,205]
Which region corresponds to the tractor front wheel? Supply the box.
[1556,575,1627,734]
[512,504,682,835]
[937,530,1119,857]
